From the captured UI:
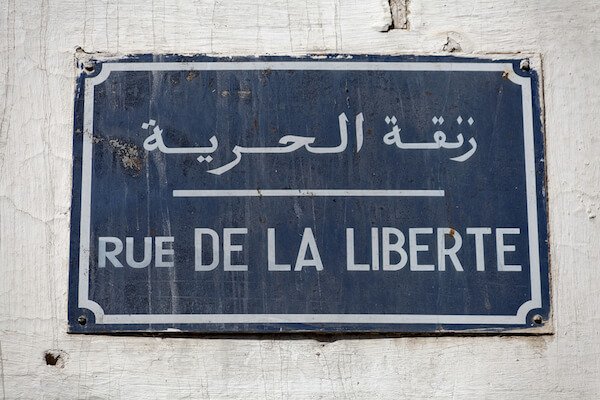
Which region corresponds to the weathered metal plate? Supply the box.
[68,55,549,333]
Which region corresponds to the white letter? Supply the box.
[467,227,491,271]
[98,237,123,268]
[268,228,291,271]
[496,228,521,272]
[371,227,380,271]
[382,227,407,271]
[125,237,152,268]
[195,229,219,271]
[409,228,434,271]
[295,228,323,271]
[155,236,174,268]
[224,228,248,271]
[346,228,369,271]
[437,228,463,271]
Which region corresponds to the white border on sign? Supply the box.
[78,61,541,326]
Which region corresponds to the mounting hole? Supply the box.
[532,314,543,325]
[45,351,59,365]
[77,315,87,326]
[44,350,68,368]
[520,59,530,71]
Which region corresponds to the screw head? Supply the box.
[82,62,95,74]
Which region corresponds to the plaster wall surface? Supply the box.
[0,0,599,398]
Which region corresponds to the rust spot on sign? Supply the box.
[186,71,199,81]
[237,90,252,100]
[108,138,143,174]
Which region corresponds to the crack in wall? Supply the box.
[389,0,409,30]
[375,0,409,32]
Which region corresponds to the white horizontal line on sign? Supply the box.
[172,189,445,197]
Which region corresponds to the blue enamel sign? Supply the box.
[69,55,549,333]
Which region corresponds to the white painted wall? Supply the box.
[1,0,599,398]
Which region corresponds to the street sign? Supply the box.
[69,55,549,333]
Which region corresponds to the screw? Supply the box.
[82,62,95,73]
[77,315,87,326]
